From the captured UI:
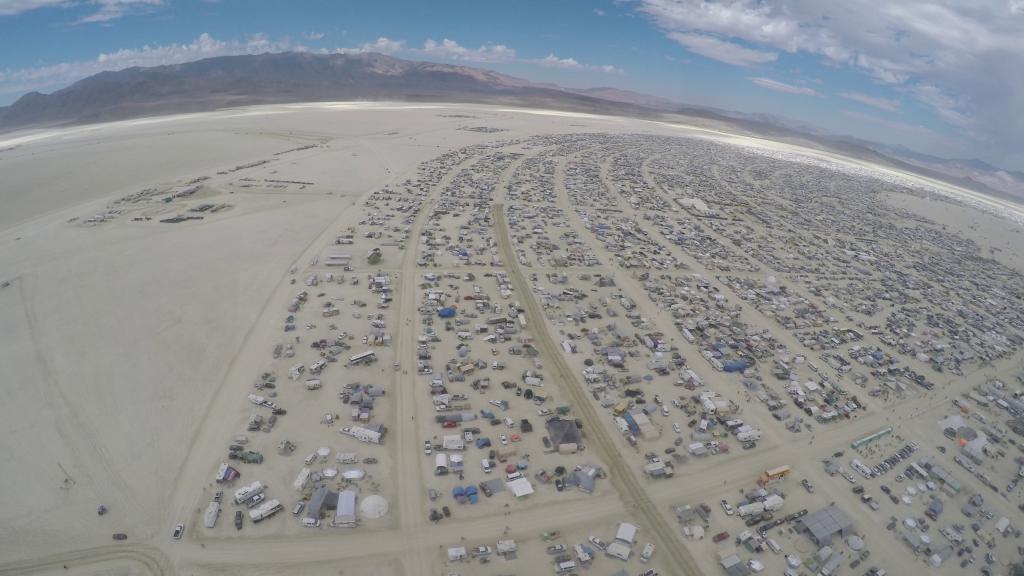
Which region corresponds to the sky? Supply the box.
[1,1,1023,169]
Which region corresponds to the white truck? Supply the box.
[249,499,282,523]
[233,481,264,505]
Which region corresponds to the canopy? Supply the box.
[360,495,389,519]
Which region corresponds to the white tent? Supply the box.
[616,522,638,544]
[360,495,389,519]
[342,468,366,480]
[505,477,535,498]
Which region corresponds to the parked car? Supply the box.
[112,533,127,541]
[234,511,243,530]
[721,500,735,516]
[588,536,608,550]
[713,531,730,543]
[546,544,567,554]
[172,523,184,540]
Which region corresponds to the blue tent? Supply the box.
[438,307,456,318]
[723,360,749,373]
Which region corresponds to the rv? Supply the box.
[574,543,592,564]
[348,350,377,365]
[434,453,449,475]
[233,481,265,505]
[249,499,283,523]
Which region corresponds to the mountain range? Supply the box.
[1,51,1021,203]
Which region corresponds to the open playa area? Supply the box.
[1,101,1023,576]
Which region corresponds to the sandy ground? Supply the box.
[0,101,1022,576]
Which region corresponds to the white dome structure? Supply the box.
[360,494,389,519]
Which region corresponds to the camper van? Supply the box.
[434,453,449,475]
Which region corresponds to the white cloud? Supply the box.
[749,77,818,96]
[535,54,583,69]
[527,54,622,73]
[355,36,405,54]
[0,0,166,22]
[413,39,620,73]
[840,109,953,146]
[594,8,605,16]
[0,0,67,16]
[634,0,1024,160]
[418,38,516,63]
[839,91,900,112]
[907,84,971,128]
[76,0,163,23]
[302,31,325,41]
[669,31,776,66]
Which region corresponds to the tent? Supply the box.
[505,477,535,499]
[360,495,389,519]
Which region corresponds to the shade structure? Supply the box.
[360,494,389,519]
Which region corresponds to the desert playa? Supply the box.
[0,102,1022,576]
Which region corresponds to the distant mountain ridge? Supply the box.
[0,51,656,130]
[1,51,1022,204]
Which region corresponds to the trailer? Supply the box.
[434,453,449,475]
[233,481,264,505]
[310,358,327,374]
[249,499,283,523]
[204,501,221,528]
[348,350,377,365]
[738,502,765,517]
[339,425,383,444]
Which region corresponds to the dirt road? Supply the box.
[493,202,704,576]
